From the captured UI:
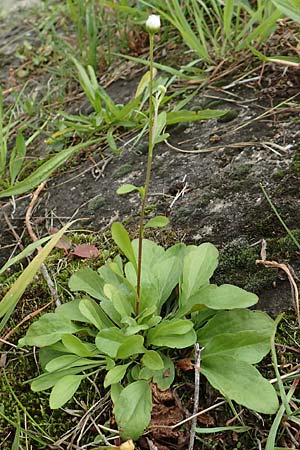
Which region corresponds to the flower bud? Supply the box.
[146,14,161,33]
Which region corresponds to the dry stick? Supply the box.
[165,139,290,155]
[256,259,300,326]
[3,211,25,251]
[0,301,53,346]
[146,437,158,450]
[25,182,61,306]
[3,211,31,265]
[188,344,201,450]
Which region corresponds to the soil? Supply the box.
[0,3,300,450]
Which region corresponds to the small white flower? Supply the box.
[146,14,160,33]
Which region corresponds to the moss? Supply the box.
[112,163,133,179]
[0,352,106,449]
[272,169,286,179]
[214,229,300,293]
[215,239,276,292]
[231,164,251,179]
[267,229,300,259]
[88,195,106,211]
[290,151,300,174]
[0,353,75,449]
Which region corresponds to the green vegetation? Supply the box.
[0,0,300,448]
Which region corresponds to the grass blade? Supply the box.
[0,139,97,198]
[0,222,74,330]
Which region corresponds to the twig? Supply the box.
[269,367,300,384]
[256,259,300,326]
[170,175,189,209]
[165,139,291,155]
[25,182,47,245]
[188,344,201,450]
[25,182,61,306]
[275,343,300,354]
[0,301,53,347]
[0,337,29,351]
[146,437,158,450]
[150,400,226,431]
[3,211,24,251]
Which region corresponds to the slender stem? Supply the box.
[188,344,201,450]
[136,34,155,316]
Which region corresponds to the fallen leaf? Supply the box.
[72,244,99,259]
[177,358,194,371]
[197,412,215,426]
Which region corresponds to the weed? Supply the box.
[19,16,279,444]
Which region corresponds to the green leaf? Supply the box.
[114,380,152,440]
[152,256,182,311]
[30,367,89,391]
[0,140,97,198]
[0,234,56,276]
[138,366,154,381]
[117,184,140,195]
[135,69,157,98]
[68,267,105,300]
[152,354,175,389]
[110,383,123,405]
[197,310,275,345]
[147,318,196,348]
[117,335,145,359]
[191,284,258,310]
[267,55,300,66]
[19,313,78,347]
[50,374,84,409]
[271,0,300,23]
[144,215,169,229]
[201,355,279,414]
[11,421,21,450]
[79,297,114,329]
[45,355,100,372]
[39,344,71,369]
[166,109,227,125]
[202,331,272,364]
[224,0,234,40]
[116,96,141,122]
[179,243,219,311]
[142,350,164,370]
[104,363,130,388]
[104,284,134,318]
[153,111,167,144]
[62,334,95,357]
[95,328,125,357]
[55,299,89,322]
[196,425,250,434]
[72,58,101,112]
[111,222,137,271]
[0,223,73,330]
[106,129,118,153]
[9,131,26,185]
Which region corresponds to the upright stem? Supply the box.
[136,34,155,316]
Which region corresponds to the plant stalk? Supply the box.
[136,34,155,316]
